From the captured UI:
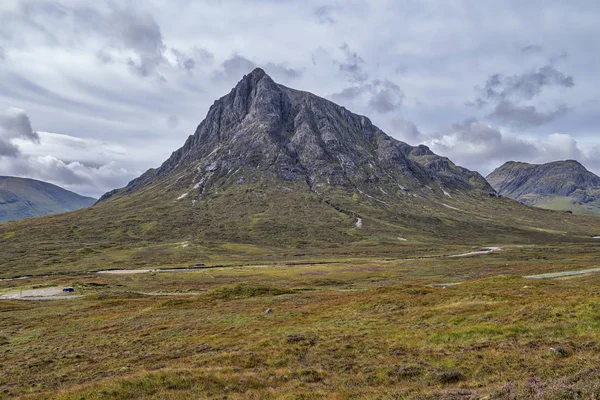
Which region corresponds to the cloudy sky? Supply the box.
[1,0,599,197]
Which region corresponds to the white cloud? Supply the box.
[0,155,133,197]
[2,126,144,197]
[423,122,600,176]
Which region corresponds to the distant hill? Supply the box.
[0,176,96,222]
[487,160,600,214]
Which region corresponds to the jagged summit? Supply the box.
[487,160,600,214]
[100,69,492,203]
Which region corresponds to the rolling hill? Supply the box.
[0,176,96,223]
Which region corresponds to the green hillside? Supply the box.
[0,176,96,223]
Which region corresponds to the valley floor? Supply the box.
[2,244,600,399]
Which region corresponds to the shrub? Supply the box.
[437,369,463,384]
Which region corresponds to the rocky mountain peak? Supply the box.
[99,70,493,203]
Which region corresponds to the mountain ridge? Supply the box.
[487,160,600,214]
[0,176,96,223]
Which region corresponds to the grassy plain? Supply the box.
[532,195,600,215]
[2,244,600,399]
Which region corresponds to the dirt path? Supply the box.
[448,247,502,258]
[15,296,82,301]
[97,269,155,274]
[524,267,600,279]
[433,266,600,287]
[0,276,31,282]
[96,267,206,275]
[95,248,508,276]
[0,287,66,300]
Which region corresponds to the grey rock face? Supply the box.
[100,68,493,202]
[487,160,600,201]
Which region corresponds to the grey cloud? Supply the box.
[220,55,301,82]
[475,65,574,105]
[222,55,257,80]
[264,63,302,81]
[426,119,540,174]
[0,107,40,143]
[4,72,112,117]
[3,2,167,78]
[0,45,5,61]
[95,7,166,77]
[23,1,69,20]
[368,80,405,113]
[65,77,178,118]
[167,115,179,129]
[338,44,368,83]
[0,107,39,159]
[331,44,402,113]
[96,49,112,64]
[180,57,195,71]
[489,101,569,128]
[171,47,214,72]
[314,6,336,24]
[444,119,539,161]
[1,1,63,45]
[471,64,575,128]
[127,58,161,78]
[331,80,404,114]
[0,139,20,157]
[450,118,502,144]
[521,44,543,54]
[395,65,408,74]
[549,51,569,64]
[110,10,164,58]
[330,86,365,104]
[390,117,424,144]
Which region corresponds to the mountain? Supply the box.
[100,68,493,203]
[487,160,600,214]
[0,176,96,223]
[1,69,599,276]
